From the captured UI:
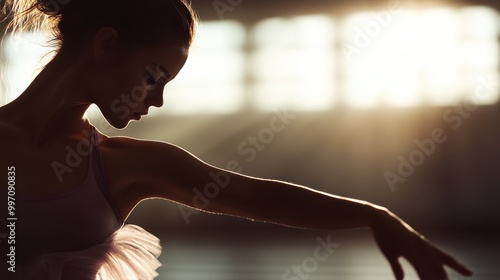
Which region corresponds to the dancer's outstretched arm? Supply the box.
[103,137,473,280]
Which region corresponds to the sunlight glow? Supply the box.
[162,21,246,115]
[343,6,499,108]
[251,15,336,111]
[1,6,499,113]
[1,32,55,104]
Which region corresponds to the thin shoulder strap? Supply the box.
[83,125,95,175]
[91,126,125,225]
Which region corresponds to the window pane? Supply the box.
[341,6,499,108]
[251,15,336,111]
[162,21,246,114]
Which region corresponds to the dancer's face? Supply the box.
[88,28,189,128]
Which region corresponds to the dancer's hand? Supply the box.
[371,209,473,280]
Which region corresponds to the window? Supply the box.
[341,6,499,108]
[162,21,247,114]
[251,15,336,111]
[1,6,498,112]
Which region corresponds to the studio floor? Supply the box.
[152,227,499,280]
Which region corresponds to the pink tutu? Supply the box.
[16,224,162,280]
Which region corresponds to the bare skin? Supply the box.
[0,27,473,279]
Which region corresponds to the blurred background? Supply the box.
[1,0,499,279]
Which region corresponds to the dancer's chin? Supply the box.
[106,118,131,130]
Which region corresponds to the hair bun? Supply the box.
[37,0,70,16]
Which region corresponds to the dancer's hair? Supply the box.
[1,0,198,52]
